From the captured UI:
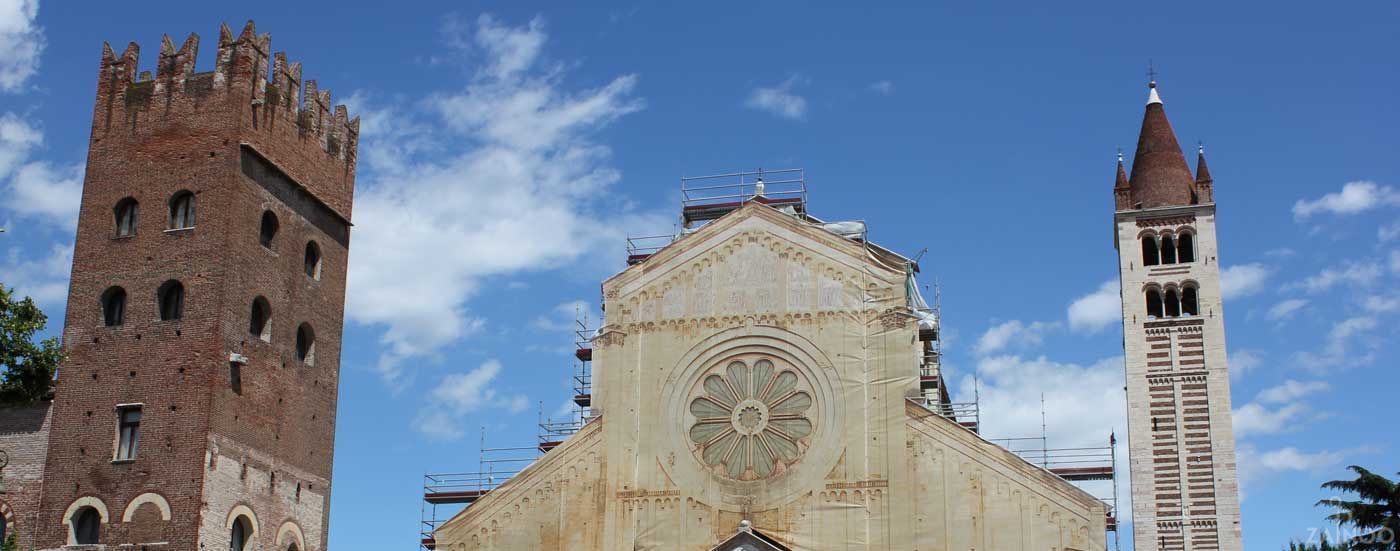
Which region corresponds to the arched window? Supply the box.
[114,197,139,237]
[1177,232,1195,263]
[304,241,322,280]
[73,506,102,545]
[1160,234,1177,264]
[168,191,196,230]
[1141,235,1159,266]
[1164,288,1181,317]
[1182,286,1199,316]
[158,280,184,321]
[230,515,253,551]
[260,211,279,249]
[249,297,272,342]
[1145,289,1164,318]
[295,323,316,366]
[102,287,127,327]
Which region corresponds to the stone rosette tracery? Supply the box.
[687,357,813,481]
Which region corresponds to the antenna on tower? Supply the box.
[1147,60,1158,86]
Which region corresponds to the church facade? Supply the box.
[432,202,1107,550]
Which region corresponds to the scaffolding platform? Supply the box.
[990,434,1121,547]
[420,439,539,550]
[680,168,806,227]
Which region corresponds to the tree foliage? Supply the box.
[1317,466,1400,551]
[0,284,62,405]
[1288,533,1352,551]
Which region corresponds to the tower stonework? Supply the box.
[1114,82,1242,551]
[35,22,356,551]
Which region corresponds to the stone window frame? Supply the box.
[62,496,110,546]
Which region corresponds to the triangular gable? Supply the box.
[604,201,906,300]
[711,527,791,551]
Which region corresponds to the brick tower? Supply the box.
[35,22,356,551]
[1113,80,1243,551]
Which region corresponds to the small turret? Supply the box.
[1194,143,1214,203]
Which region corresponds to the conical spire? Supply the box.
[1126,81,1195,209]
[1195,143,1213,185]
[1115,150,1129,189]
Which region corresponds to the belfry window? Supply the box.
[102,287,127,327]
[114,197,139,237]
[158,280,184,321]
[1164,288,1181,317]
[260,211,279,249]
[1182,286,1200,316]
[1160,235,1177,264]
[249,297,272,342]
[1141,235,1159,266]
[168,191,196,230]
[304,241,322,280]
[1145,289,1164,318]
[295,323,316,366]
[1178,232,1195,263]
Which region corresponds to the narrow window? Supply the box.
[295,323,316,366]
[1177,232,1195,263]
[115,405,141,460]
[1182,286,1199,316]
[230,515,252,551]
[1160,235,1177,264]
[114,197,139,237]
[73,506,102,544]
[249,297,272,342]
[1145,289,1164,318]
[158,280,184,321]
[1165,288,1181,317]
[1152,417,1159,431]
[304,241,322,280]
[259,211,279,249]
[168,190,196,230]
[102,286,127,327]
[230,362,242,395]
[1141,235,1159,266]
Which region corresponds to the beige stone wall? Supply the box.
[435,204,1109,550]
[198,434,329,551]
[1115,204,1243,551]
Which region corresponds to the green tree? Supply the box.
[0,532,16,551]
[1288,533,1351,550]
[1317,466,1400,551]
[0,284,63,405]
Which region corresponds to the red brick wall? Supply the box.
[0,402,52,549]
[37,21,355,551]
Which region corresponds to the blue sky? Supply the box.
[2,1,1397,549]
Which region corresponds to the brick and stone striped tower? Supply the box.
[34,21,356,551]
[1113,80,1243,551]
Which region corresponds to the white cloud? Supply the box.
[1293,260,1383,293]
[0,243,71,305]
[1378,221,1400,242]
[0,112,41,178]
[1293,181,1400,219]
[1292,315,1378,372]
[1220,263,1270,299]
[1256,379,1329,404]
[868,80,894,96]
[1237,444,1350,491]
[0,0,43,93]
[975,319,1056,355]
[1362,294,1400,313]
[413,359,530,439]
[6,159,81,228]
[745,76,807,120]
[1228,349,1263,380]
[1266,298,1308,321]
[530,299,591,332]
[1067,280,1120,334]
[343,14,669,385]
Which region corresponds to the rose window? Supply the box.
[688,357,814,480]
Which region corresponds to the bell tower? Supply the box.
[1113,80,1243,551]
[36,21,356,551]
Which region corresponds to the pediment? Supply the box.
[711,528,791,551]
[603,203,906,325]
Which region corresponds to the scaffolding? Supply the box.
[989,433,1122,549]
[419,432,539,550]
[537,307,596,453]
[626,168,808,265]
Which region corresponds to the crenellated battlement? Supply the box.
[93,21,358,217]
